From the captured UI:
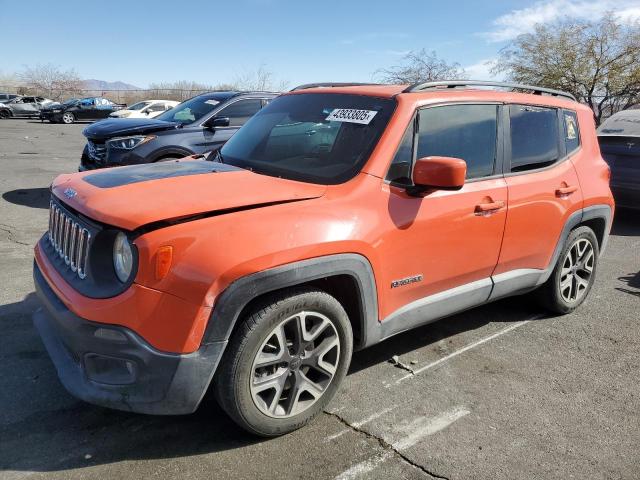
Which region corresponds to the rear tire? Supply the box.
[536,226,599,314]
[214,288,353,437]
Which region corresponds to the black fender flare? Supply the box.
[150,147,194,162]
[201,253,380,350]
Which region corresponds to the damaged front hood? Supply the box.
[51,160,326,231]
[82,117,180,140]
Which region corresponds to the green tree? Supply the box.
[493,13,640,125]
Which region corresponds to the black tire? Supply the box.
[536,226,599,314]
[0,110,10,119]
[214,287,353,437]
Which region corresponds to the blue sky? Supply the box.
[1,0,639,88]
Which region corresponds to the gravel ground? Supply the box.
[1,119,638,479]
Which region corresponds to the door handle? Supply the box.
[474,200,505,215]
[555,185,578,197]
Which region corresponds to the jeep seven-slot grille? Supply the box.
[48,200,91,279]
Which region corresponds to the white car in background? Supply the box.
[108,100,179,119]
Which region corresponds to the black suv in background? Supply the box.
[80,91,277,170]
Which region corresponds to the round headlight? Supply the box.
[113,232,133,282]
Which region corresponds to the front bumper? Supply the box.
[80,143,147,171]
[33,263,226,415]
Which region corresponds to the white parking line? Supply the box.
[392,406,470,450]
[396,318,536,384]
[326,407,397,441]
[334,452,392,480]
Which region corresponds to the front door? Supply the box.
[379,103,508,320]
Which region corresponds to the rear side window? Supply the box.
[219,99,262,127]
[563,110,580,153]
[509,105,559,172]
[417,104,498,179]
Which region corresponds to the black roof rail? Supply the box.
[290,82,381,91]
[403,80,576,101]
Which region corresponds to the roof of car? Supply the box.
[598,109,640,137]
[197,91,279,102]
[287,82,584,109]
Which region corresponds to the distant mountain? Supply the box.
[82,79,142,91]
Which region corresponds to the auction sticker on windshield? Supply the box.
[326,109,378,125]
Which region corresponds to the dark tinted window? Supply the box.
[417,104,498,179]
[220,93,395,184]
[386,123,414,184]
[509,105,559,171]
[218,99,262,127]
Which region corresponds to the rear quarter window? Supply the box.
[564,110,580,153]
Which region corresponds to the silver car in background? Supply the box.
[0,96,55,118]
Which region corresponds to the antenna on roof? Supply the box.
[403,80,576,101]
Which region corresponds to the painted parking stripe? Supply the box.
[334,452,392,480]
[326,407,397,441]
[396,318,538,384]
[392,407,470,450]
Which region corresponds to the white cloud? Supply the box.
[464,58,501,80]
[484,0,640,43]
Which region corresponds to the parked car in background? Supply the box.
[40,97,126,124]
[598,110,640,210]
[34,81,613,436]
[80,91,276,170]
[109,100,179,119]
[0,92,20,103]
[0,95,55,118]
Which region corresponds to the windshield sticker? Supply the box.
[205,99,220,106]
[326,109,378,125]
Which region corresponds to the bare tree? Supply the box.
[375,49,467,84]
[493,13,640,125]
[19,63,82,101]
[233,65,289,91]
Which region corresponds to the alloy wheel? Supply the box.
[559,238,595,303]
[62,113,74,124]
[250,311,340,418]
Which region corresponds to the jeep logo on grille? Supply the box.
[63,188,77,199]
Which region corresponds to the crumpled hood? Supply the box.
[51,160,326,231]
[82,117,180,140]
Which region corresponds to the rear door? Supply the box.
[494,104,583,277]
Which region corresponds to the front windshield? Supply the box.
[63,98,79,106]
[128,101,151,111]
[219,93,395,184]
[155,95,220,125]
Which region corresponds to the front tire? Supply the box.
[215,288,353,437]
[0,110,10,119]
[61,112,75,124]
[537,226,599,314]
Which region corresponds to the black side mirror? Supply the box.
[206,116,230,129]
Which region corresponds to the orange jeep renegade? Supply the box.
[33,81,614,436]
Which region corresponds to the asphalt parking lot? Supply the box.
[1,118,639,480]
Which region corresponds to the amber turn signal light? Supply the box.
[155,246,173,280]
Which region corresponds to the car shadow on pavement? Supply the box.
[3,188,51,209]
[348,295,546,375]
[0,292,260,475]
